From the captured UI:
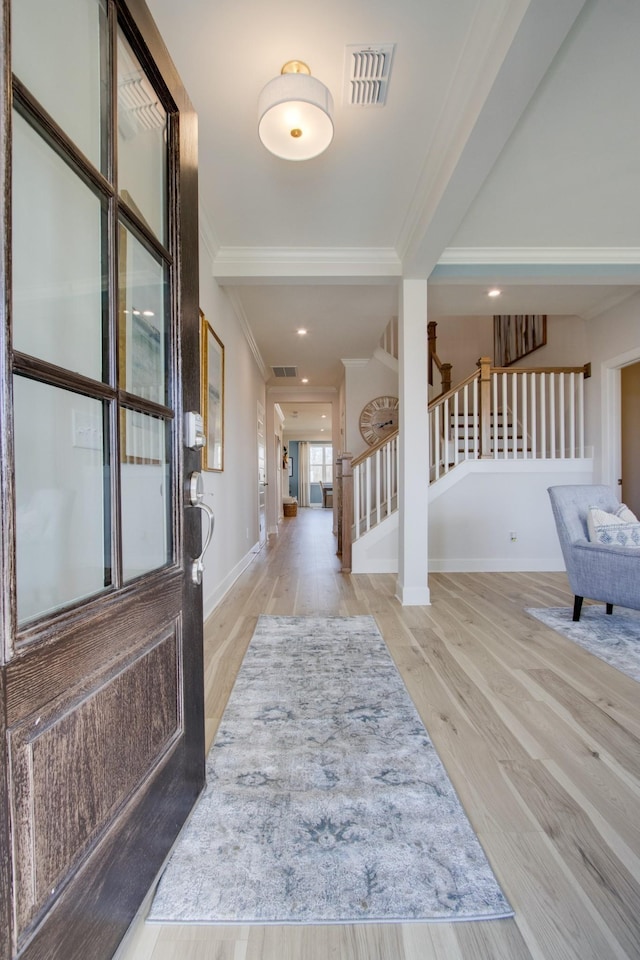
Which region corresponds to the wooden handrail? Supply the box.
[428,369,480,412]
[491,364,589,376]
[352,428,399,468]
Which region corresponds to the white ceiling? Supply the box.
[147,0,640,414]
[279,403,333,441]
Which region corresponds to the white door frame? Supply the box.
[257,401,267,548]
[601,346,640,489]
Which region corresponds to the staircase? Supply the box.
[337,356,591,573]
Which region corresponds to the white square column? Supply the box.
[395,278,430,606]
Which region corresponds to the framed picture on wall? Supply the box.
[200,310,224,471]
[494,314,547,367]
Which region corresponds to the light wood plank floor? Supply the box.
[120,507,640,960]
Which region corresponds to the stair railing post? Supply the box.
[427,321,437,387]
[478,356,492,458]
[335,454,343,556]
[340,453,353,573]
[440,362,452,396]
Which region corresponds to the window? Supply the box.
[309,444,333,484]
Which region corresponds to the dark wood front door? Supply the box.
[0,2,204,958]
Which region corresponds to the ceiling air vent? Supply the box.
[272,366,298,379]
[344,44,395,107]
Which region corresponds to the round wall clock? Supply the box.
[359,396,399,446]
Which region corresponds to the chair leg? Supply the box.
[572,596,584,622]
[606,603,613,615]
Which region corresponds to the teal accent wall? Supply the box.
[285,442,322,504]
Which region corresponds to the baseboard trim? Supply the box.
[395,583,431,606]
[428,558,566,573]
[203,545,260,622]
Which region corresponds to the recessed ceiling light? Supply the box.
[297,328,307,335]
[301,378,309,383]
[321,414,327,419]
[488,288,502,298]
[143,310,155,317]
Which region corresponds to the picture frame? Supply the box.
[288,458,293,477]
[494,315,547,367]
[201,311,224,471]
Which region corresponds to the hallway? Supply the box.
[121,507,640,960]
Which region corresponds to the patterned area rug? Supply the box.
[148,615,512,925]
[527,606,640,682]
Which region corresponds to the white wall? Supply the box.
[429,314,587,384]
[351,458,595,575]
[343,356,399,460]
[198,235,266,619]
[428,460,593,572]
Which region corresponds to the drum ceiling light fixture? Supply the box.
[258,60,334,161]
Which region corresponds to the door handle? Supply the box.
[188,472,215,585]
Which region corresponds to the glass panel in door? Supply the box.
[13,377,109,625]
[12,111,106,381]
[118,224,168,404]
[120,409,171,581]
[117,28,168,244]
[12,0,107,171]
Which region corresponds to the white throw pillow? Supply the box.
[587,506,640,548]
[616,502,639,523]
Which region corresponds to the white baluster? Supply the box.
[473,377,479,459]
[453,390,459,466]
[542,373,548,457]
[462,383,473,460]
[443,397,449,474]
[559,372,565,458]
[578,373,584,458]
[365,457,372,532]
[511,372,518,459]
[531,371,537,459]
[492,373,498,459]
[569,372,575,458]
[522,373,528,460]
[375,448,381,525]
[549,373,556,459]
[502,372,508,459]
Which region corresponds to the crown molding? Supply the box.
[212,246,402,282]
[438,246,640,265]
[341,359,370,369]
[224,288,269,381]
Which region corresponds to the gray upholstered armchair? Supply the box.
[548,484,640,621]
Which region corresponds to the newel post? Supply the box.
[335,455,343,556]
[339,453,353,573]
[478,356,492,458]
